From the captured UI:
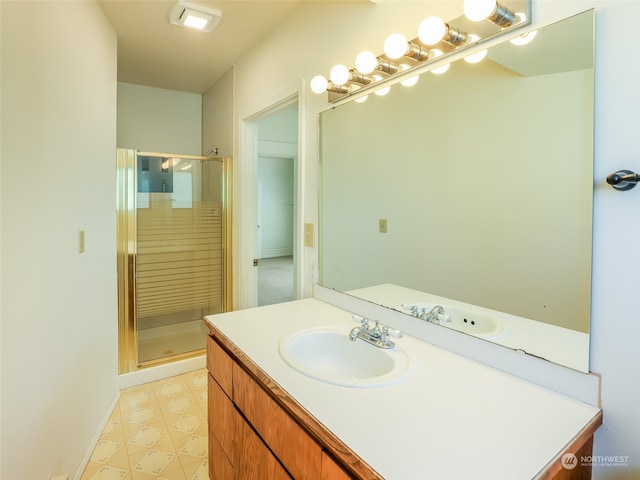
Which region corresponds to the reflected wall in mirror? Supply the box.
[319,11,594,372]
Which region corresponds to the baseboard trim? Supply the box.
[73,390,121,480]
[118,355,206,390]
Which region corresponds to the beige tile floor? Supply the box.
[80,369,209,480]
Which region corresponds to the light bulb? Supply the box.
[510,29,537,46]
[429,49,450,74]
[310,75,328,94]
[418,16,447,45]
[354,95,368,104]
[463,0,497,22]
[463,35,487,63]
[374,86,391,96]
[355,51,377,74]
[384,33,408,59]
[510,13,537,46]
[372,75,390,96]
[329,64,350,86]
[400,65,419,87]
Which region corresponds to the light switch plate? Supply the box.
[304,223,314,247]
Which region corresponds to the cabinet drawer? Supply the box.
[237,420,293,480]
[233,363,323,480]
[207,335,234,397]
[208,373,240,467]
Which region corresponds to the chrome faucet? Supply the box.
[349,316,402,349]
[403,304,451,325]
[424,305,445,324]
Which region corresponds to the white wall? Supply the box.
[202,68,234,157]
[0,1,118,479]
[209,0,640,477]
[117,82,202,155]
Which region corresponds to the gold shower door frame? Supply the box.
[116,149,232,373]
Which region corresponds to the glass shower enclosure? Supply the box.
[117,149,232,373]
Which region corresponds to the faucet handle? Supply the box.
[352,315,370,329]
[383,326,403,339]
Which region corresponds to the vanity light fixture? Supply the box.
[399,65,419,86]
[170,0,222,32]
[510,29,537,45]
[463,0,518,27]
[463,35,488,63]
[310,74,353,94]
[355,51,378,74]
[429,49,450,74]
[383,33,431,61]
[329,64,350,85]
[355,51,399,75]
[310,75,329,94]
[418,16,468,46]
[311,0,530,102]
[372,75,391,96]
[510,13,537,45]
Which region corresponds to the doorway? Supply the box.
[248,100,299,307]
[258,154,295,305]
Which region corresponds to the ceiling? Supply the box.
[98,0,306,94]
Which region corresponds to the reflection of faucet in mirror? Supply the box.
[404,304,452,325]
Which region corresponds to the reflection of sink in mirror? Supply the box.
[278,326,413,388]
[401,304,509,340]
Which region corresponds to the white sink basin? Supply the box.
[279,326,413,388]
[401,304,508,340]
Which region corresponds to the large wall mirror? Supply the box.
[319,10,594,372]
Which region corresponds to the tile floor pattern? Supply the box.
[80,369,209,480]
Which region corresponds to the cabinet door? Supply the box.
[233,363,323,480]
[235,420,292,480]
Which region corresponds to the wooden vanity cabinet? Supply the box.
[207,334,354,480]
[206,328,598,480]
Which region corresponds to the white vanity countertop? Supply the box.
[347,283,590,372]
[204,298,601,480]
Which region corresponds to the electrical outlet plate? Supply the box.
[78,230,85,253]
[379,219,388,233]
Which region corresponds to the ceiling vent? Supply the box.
[170,1,222,33]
